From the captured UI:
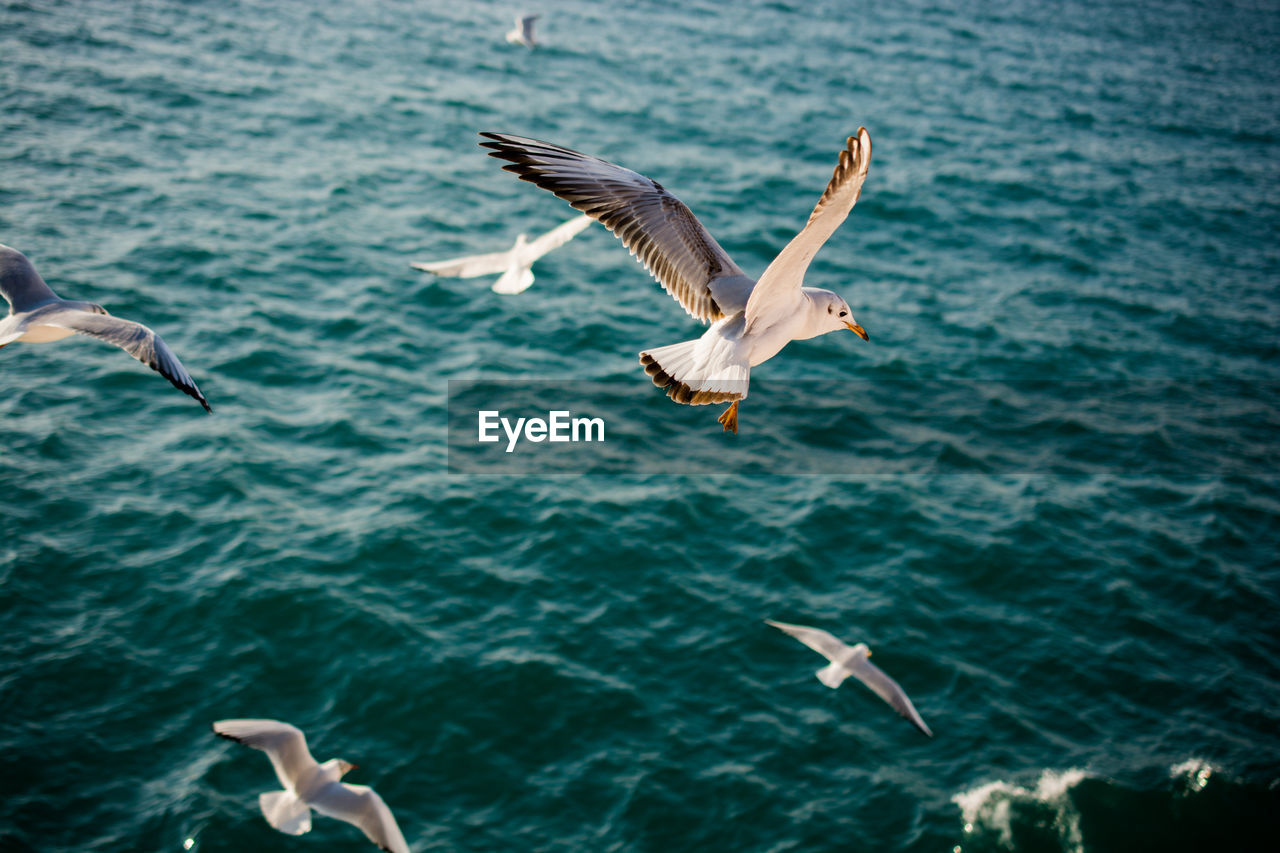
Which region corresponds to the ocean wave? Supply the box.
[952,761,1280,853]
[953,768,1087,853]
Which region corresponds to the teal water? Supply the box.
[2,0,1279,850]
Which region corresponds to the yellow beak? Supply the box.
[845,321,870,341]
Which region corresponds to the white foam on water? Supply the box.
[1169,757,1215,793]
[951,768,1088,853]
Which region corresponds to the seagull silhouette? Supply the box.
[0,244,210,411]
[767,620,932,736]
[213,719,410,853]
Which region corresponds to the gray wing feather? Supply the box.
[0,245,60,313]
[212,719,321,789]
[766,619,851,662]
[846,656,933,737]
[309,782,410,853]
[44,308,212,412]
[521,15,538,42]
[479,132,750,323]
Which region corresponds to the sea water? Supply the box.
[2,1,1278,850]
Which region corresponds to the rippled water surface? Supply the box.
[2,0,1278,850]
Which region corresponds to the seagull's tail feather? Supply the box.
[639,339,748,406]
[492,265,535,294]
[259,791,312,836]
[816,662,849,689]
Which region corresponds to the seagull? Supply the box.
[479,130,872,433]
[0,244,211,411]
[411,214,592,294]
[505,14,539,47]
[212,719,410,853]
[766,620,932,737]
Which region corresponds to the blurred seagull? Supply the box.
[766,620,932,737]
[479,130,872,433]
[505,14,539,47]
[0,243,211,411]
[213,719,410,853]
[411,214,592,294]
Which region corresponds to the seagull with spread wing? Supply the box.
[213,719,410,853]
[0,244,211,411]
[411,214,592,294]
[505,14,539,47]
[479,129,872,433]
[766,620,932,737]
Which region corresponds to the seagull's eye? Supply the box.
[839,311,848,317]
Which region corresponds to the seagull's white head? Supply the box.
[321,758,358,779]
[809,289,870,341]
[317,753,358,778]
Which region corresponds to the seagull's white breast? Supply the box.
[18,324,77,343]
[744,310,812,367]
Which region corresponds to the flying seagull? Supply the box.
[212,719,410,853]
[478,130,872,433]
[766,620,932,736]
[505,14,539,47]
[411,214,592,294]
[0,244,211,411]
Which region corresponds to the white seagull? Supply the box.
[411,214,592,294]
[0,244,211,411]
[766,620,932,737]
[479,130,872,433]
[505,14,539,47]
[212,719,410,853]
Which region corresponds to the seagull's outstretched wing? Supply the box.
[479,132,752,323]
[526,214,593,258]
[0,244,59,313]
[766,619,851,662]
[213,719,320,790]
[309,782,410,853]
[845,655,933,737]
[42,307,211,411]
[411,249,514,278]
[745,129,871,331]
[521,15,539,44]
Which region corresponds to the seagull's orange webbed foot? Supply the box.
[717,400,739,434]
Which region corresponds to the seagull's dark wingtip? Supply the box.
[183,386,212,412]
